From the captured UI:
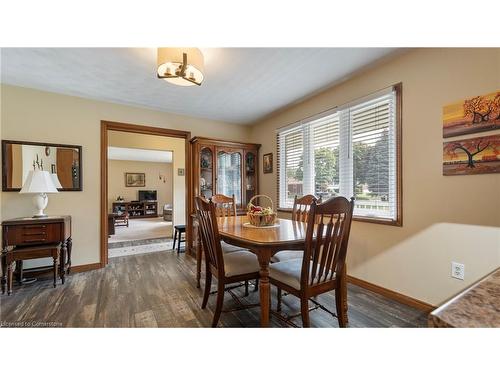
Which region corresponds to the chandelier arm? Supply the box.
[157,73,180,79]
[178,53,188,77]
[181,76,202,86]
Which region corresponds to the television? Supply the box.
[139,190,157,201]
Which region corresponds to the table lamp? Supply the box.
[51,172,63,189]
[20,170,59,217]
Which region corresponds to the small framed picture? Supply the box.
[177,168,185,176]
[125,172,145,187]
[263,153,273,174]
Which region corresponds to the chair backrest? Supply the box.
[301,196,355,288]
[211,194,237,218]
[195,196,225,277]
[292,194,321,223]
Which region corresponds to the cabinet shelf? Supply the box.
[111,201,158,219]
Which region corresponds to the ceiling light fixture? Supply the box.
[157,48,204,86]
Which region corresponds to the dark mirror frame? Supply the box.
[2,139,83,192]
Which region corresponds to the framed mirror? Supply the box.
[2,140,82,191]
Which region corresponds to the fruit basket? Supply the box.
[247,195,277,227]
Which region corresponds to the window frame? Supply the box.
[276,83,402,226]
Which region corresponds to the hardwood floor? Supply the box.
[0,251,428,328]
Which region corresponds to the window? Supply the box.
[277,84,402,225]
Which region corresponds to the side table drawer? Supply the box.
[4,223,63,246]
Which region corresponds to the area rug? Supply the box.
[108,239,182,258]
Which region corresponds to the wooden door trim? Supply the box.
[100,120,191,268]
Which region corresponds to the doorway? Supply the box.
[100,121,191,267]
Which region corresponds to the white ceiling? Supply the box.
[108,147,172,163]
[0,48,398,125]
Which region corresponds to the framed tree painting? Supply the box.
[443,134,500,176]
[125,172,146,187]
[443,91,500,138]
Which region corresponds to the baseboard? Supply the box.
[71,263,102,273]
[347,275,435,312]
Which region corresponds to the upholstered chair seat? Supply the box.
[269,258,335,290]
[271,250,303,263]
[272,246,325,263]
[222,242,248,254]
[223,251,260,277]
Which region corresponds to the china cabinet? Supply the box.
[188,137,260,256]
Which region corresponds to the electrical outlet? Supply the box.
[451,262,465,280]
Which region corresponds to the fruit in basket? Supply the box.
[247,199,276,226]
[249,204,262,213]
[248,204,273,215]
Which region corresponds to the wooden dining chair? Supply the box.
[271,194,321,263]
[196,194,255,294]
[211,193,237,217]
[195,196,261,327]
[212,193,257,294]
[269,196,355,327]
[292,194,318,222]
[210,194,245,253]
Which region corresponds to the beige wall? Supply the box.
[1,84,251,267]
[107,159,173,215]
[250,48,500,306]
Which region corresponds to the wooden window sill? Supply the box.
[278,208,401,226]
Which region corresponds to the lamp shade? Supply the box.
[51,173,63,189]
[157,48,204,86]
[20,170,59,194]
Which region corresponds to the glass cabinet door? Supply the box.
[217,150,242,205]
[200,147,214,199]
[244,151,257,206]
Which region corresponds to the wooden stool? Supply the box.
[5,244,60,295]
[172,225,186,254]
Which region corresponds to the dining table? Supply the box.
[217,216,348,327]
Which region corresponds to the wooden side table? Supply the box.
[1,216,72,293]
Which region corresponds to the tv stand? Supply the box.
[112,201,158,219]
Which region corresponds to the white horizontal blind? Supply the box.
[278,125,304,208]
[311,113,340,201]
[350,92,396,219]
[277,87,398,222]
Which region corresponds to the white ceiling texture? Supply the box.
[0,48,398,125]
